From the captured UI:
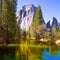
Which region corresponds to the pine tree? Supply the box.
[2,0,20,44]
[34,5,43,30]
[51,25,58,42]
[57,29,60,39]
[29,5,43,38]
[0,0,2,37]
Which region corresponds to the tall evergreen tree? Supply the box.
[29,5,43,37]
[33,5,43,30]
[51,25,58,42]
[0,0,2,37]
[57,29,60,39]
[2,0,20,44]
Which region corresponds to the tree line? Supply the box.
[27,5,60,43]
[0,0,60,44]
[0,0,20,44]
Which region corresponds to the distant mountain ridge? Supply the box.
[16,5,60,31]
[46,17,59,31]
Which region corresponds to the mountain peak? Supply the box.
[47,17,58,31]
[22,4,37,11]
[50,17,57,26]
[16,4,37,30]
[51,17,57,21]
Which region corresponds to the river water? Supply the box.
[0,43,60,60]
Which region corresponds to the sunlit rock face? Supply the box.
[46,17,59,31]
[16,4,45,31]
[16,5,37,30]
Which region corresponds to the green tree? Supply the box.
[33,5,43,30]
[51,25,58,42]
[30,5,43,38]
[2,0,20,44]
[0,0,2,37]
[57,28,60,39]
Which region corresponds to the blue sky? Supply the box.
[17,0,60,23]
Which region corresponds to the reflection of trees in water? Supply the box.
[15,43,44,60]
[43,44,59,56]
[18,44,59,60]
[49,45,59,56]
[0,46,18,60]
[41,45,59,60]
[0,43,59,60]
[28,47,44,60]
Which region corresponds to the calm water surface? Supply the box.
[0,43,60,60]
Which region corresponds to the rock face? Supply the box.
[16,4,45,31]
[16,5,37,30]
[46,17,59,31]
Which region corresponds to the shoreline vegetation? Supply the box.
[0,37,60,46]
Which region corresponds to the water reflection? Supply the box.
[0,43,60,60]
[42,48,60,60]
[16,43,60,60]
